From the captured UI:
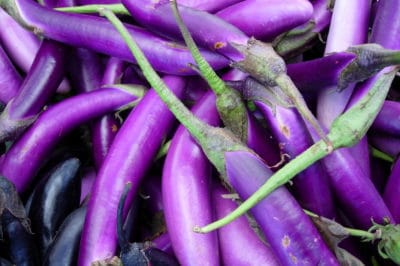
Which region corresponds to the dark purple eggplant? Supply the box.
[1,209,39,266]
[43,206,87,266]
[28,157,81,257]
[117,183,179,266]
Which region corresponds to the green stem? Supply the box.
[196,69,395,233]
[195,139,329,233]
[100,9,206,144]
[170,0,248,142]
[170,0,226,96]
[56,4,129,15]
[304,209,377,240]
[275,74,332,149]
[370,146,394,163]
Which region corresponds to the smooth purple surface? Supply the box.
[212,182,280,266]
[0,87,137,192]
[6,39,66,118]
[370,0,400,49]
[9,0,229,75]
[371,100,400,136]
[216,0,313,41]
[122,0,248,61]
[369,133,400,158]
[322,147,394,228]
[287,52,356,93]
[0,45,21,103]
[256,102,336,218]
[162,90,220,266]
[225,151,339,265]
[0,8,40,72]
[79,76,185,266]
[383,157,400,223]
[317,0,371,128]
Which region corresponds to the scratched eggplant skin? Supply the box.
[28,157,81,258]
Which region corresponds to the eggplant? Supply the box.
[43,206,87,266]
[28,157,81,257]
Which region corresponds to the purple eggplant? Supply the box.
[273,0,333,58]
[225,150,339,265]
[383,157,400,222]
[122,0,248,61]
[43,206,87,266]
[216,0,313,41]
[371,100,400,136]
[0,0,228,75]
[212,182,280,265]
[28,158,81,257]
[0,8,40,73]
[0,45,22,104]
[162,90,220,266]
[0,39,67,142]
[0,86,140,192]
[78,76,185,266]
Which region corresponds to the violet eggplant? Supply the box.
[0,45,22,104]
[117,183,179,266]
[0,39,67,142]
[151,233,174,255]
[0,8,40,73]
[253,96,336,218]
[122,0,248,61]
[80,167,96,203]
[369,133,400,158]
[43,206,87,266]
[0,86,141,192]
[371,100,400,136]
[105,1,395,235]
[0,0,228,75]
[91,57,125,169]
[78,76,185,266]
[1,209,39,266]
[28,157,81,257]
[216,0,313,41]
[212,182,280,266]
[383,157,400,222]
[104,10,339,264]
[224,151,339,265]
[162,90,220,266]
[273,0,333,58]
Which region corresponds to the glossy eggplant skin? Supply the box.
[43,206,87,266]
[28,157,81,258]
[1,209,39,266]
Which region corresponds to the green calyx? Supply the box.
[368,222,400,264]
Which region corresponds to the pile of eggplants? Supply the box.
[0,0,400,265]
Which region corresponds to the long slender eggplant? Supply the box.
[162,90,220,266]
[78,76,185,266]
[28,158,81,257]
[212,182,280,266]
[383,157,400,223]
[0,86,141,192]
[0,39,67,142]
[216,0,313,41]
[0,45,22,104]
[0,8,40,72]
[0,0,228,75]
[43,206,87,266]
[225,151,339,265]
[122,0,248,61]
[371,100,400,136]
